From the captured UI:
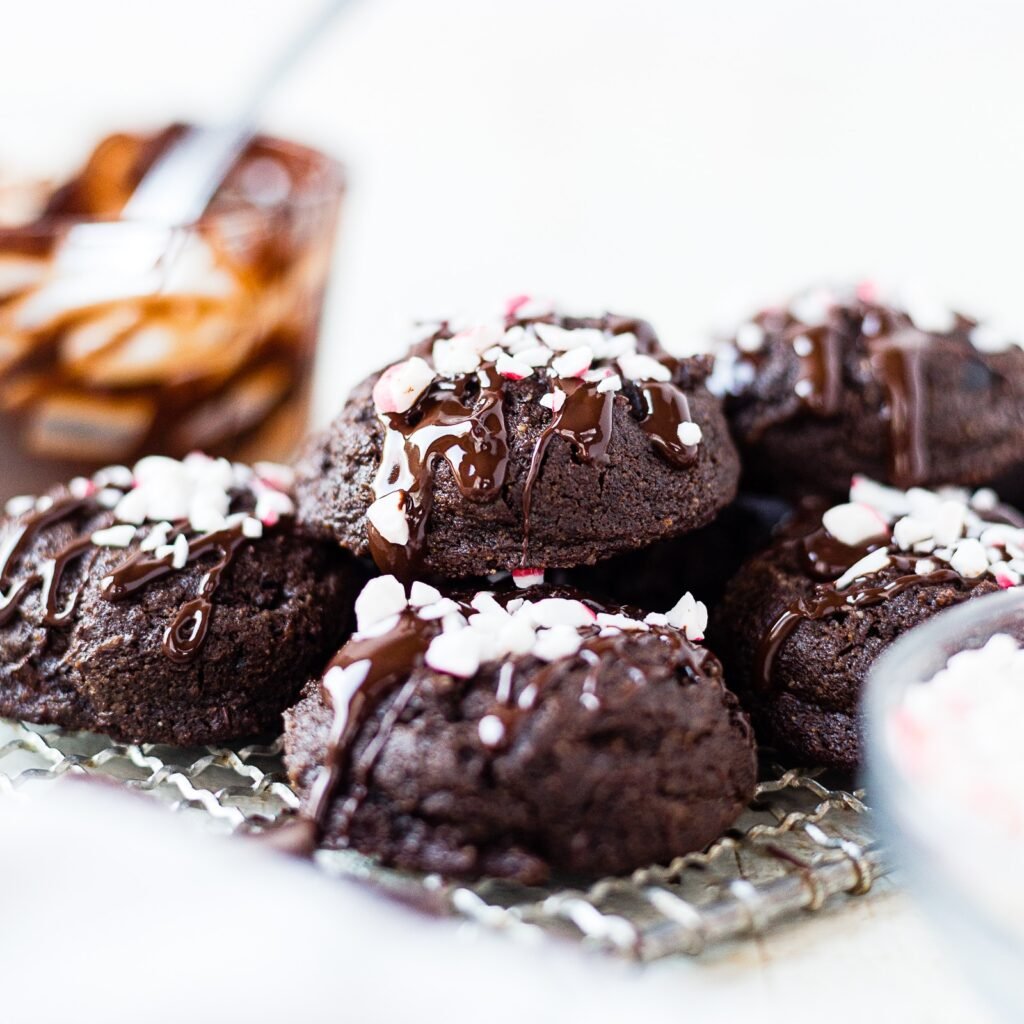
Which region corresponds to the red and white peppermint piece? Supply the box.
[596,373,622,394]
[529,597,596,628]
[550,345,593,379]
[822,502,889,547]
[512,345,554,367]
[255,488,295,527]
[254,461,296,491]
[664,592,708,641]
[539,389,566,412]
[930,500,967,548]
[949,538,988,579]
[591,331,637,361]
[90,524,136,548]
[892,515,932,550]
[505,295,555,320]
[617,352,671,383]
[495,353,534,380]
[372,356,435,414]
[512,567,545,589]
[4,495,35,517]
[68,476,97,499]
[431,337,482,376]
[409,581,443,608]
[478,714,506,748]
[531,625,583,662]
[849,476,911,518]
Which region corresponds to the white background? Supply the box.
[0,3,1017,1020]
[6,0,1024,423]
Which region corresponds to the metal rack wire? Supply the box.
[0,717,884,960]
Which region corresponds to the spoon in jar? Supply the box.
[16,0,359,329]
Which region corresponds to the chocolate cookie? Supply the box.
[295,299,740,579]
[714,284,1024,499]
[283,577,756,883]
[0,454,362,745]
[714,476,1021,769]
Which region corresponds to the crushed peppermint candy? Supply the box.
[818,476,1024,591]
[888,633,1024,841]
[4,452,294,577]
[512,567,545,589]
[366,305,692,558]
[676,420,703,448]
[344,576,709,681]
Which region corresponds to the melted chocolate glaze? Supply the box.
[0,489,267,663]
[754,511,988,690]
[0,495,97,627]
[734,302,986,489]
[371,314,702,576]
[101,522,256,662]
[301,588,709,846]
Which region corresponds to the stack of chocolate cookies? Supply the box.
[285,301,758,881]
[3,285,1020,884]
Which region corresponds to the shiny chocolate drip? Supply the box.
[306,612,434,836]
[368,365,509,577]
[868,330,928,488]
[300,589,707,847]
[633,380,700,467]
[0,495,96,626]
[754,520,988,690]
[521,379,616,561]
[736,305,941,488]
[0,482,269,663]
[101,522,255,663]
[793,324,844,417]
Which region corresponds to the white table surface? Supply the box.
[2,2,1019,1019]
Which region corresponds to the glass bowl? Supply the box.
[866,587,1024,1022]
[0,127,345,498]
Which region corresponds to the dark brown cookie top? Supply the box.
[295,299,739,579]
[283,576,756,882]
[715,283,1024,498]
[0,454,361,744]
[714,476,1021,768]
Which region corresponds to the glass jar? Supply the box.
[0,126,344,498]
[866,588,1024,1022]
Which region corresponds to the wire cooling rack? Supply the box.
[0,717,884,960]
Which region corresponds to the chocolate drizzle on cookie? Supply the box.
[731,295,988,489]
[753,483,1016,690]
[368,311,704,577]
[0,495,96,626]
[300,584,710,847]
[0,455,295,664]
[100,521,257,662]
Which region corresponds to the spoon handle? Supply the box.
[124,0,359,226]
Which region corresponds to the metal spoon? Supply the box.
[30,0,358,323]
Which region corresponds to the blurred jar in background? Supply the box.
[0,124,344,498]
